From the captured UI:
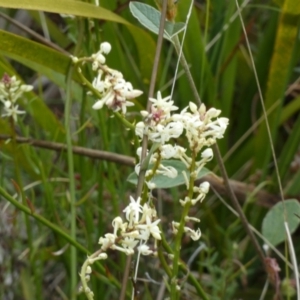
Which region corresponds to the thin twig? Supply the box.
[0,134,134,166]
[0,134,279,207]
[213,144,266,267]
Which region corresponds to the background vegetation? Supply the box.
[0,0,300,299]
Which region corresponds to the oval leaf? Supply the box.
[262,199,300,246]
[127,160,210,189]
[129,1,185,40]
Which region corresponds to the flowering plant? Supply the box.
[74,41,229,300]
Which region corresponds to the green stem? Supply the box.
[65,62,77,300]
[157,241,172,278]
[160,228,208,299]
[170,152,197,299]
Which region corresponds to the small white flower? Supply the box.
[205,107,221,120]
[100,42,112,54]
[179,196,191,206]
[199,181,210,194]
[201,148,213,159]
[185,216,200,223]
[172,221,180,234]
[20,84,33,92]
[70,55,79,63]
[139,203,154,223]
[160,144,176,159]
[146,181,156,190]
[135,121,146,138]
[121,237,139,251]
[138,244,153,255]
[157,164,177,178]
[93,52,106,65]
[111,244,134,255]
[99,233,116,250]
[112,217,125,235]
[137,217,161,241]
[98,253,108,260]
[123,196,142,226]
[140,110,149,118]
[149,91,178,116]
[189,101,197,113]
[1,104,26,122]
[184,227,201,241]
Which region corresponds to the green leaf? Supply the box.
[254,0,300,170]
[129,1,186,41]
[20,269,35,300]
[262,199,300,246]
[280,95,300,124]
[277,114,300,181]
[0,0,129,25]
[0,0,156,79]
[0,30,76,81]
[128,160,210,189]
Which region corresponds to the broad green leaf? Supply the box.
[128,160,210,189]
[262,199,300,246]
[129,1,186,41]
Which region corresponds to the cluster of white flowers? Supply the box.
[135,92,229,154]
[0,73,33,122]
[133,91,229,241]
[136,92,184,144]
[82,196,161,280]
[99,196,161,255]
[87,42,143,114]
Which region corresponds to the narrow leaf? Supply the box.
[0,0,129,25]
[254,0,300,169]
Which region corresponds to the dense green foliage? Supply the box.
[0,0,300,299]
